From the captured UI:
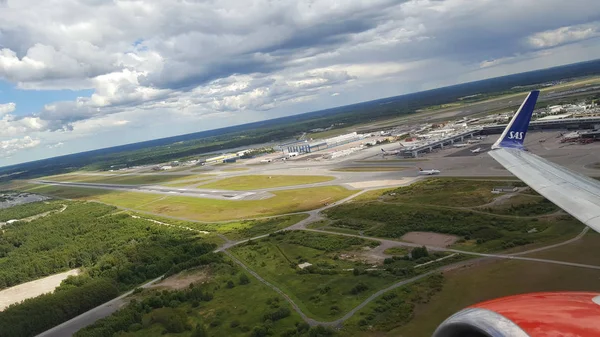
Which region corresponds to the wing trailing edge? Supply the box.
[488,90,600,234]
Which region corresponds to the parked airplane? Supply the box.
[452,143,469,148]
[418,167,440,175]
[470,147,482,153]
[380,148,400,156]
[433,90,600,337]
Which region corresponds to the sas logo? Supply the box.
[508,131,524,140]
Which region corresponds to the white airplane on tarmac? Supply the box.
[418,167,440,175]
[381,148,400,156]
[470,147,482,153]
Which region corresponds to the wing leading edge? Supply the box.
[488,90,600,233]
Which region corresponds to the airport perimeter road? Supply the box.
[36,276,163,337]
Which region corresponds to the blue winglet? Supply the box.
[492,90,540,150]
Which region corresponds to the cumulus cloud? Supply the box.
[46,142,63,149]
[0,136,40,157]
[527,22,600,49]
[1,0,600,162]
[0,102,16,115]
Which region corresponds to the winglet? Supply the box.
[491,90,540,150]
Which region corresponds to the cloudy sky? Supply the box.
[1,0,600,166]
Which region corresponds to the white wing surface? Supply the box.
[488,90,600,233]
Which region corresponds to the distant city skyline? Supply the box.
[1,0,600,165]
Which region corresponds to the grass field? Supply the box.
[24,184,355,222]
[197,175,336,190]
[40,173,211,186]
[221,167,250,172]
[133,212,309,240]
[391,259,600,337]
[161,178,213,187]
[526,230,600,265]
[330,167,406,172]
[350,188,397,202]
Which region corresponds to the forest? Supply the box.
[0,201,217,336]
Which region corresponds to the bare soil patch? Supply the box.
[150,268,210,290]
[401,231,459,247]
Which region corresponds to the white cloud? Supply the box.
[0,136,41,157]
[47,142,64,149]
[0,0,600,163]
[528,22,600,49]
[0,102,16,115]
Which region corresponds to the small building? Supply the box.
[492,186,518,193]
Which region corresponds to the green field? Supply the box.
[221,167,250,172]
[197,175,336,190]
[330,167,406,172]
[231,231,460,321]
[128,212,309,241]
[161,178,213,187]
[526,230,600,265]
[25,184,355,222]
[391,259,600,337]
[41,173,210,186]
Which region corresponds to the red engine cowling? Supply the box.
[432,292,600,337]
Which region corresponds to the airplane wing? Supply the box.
[488,90,600,233]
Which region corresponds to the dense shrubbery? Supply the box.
[0,200,63,222]
[325,203,548,242]
[0,278,119,337]
[484,198,558,216]
[270,230,378,252]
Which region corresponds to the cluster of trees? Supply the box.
[269,231,377,252]
[0,278,119,337]
[0,200,63,222]
[325,202,542,245]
